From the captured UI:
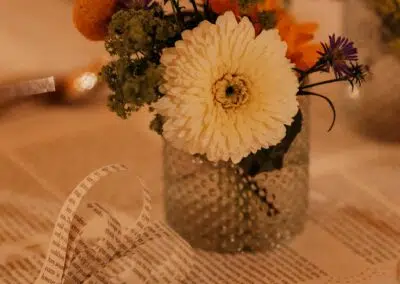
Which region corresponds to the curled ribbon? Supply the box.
[34,164,194,284]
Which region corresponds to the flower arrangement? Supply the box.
[73,0,368,176]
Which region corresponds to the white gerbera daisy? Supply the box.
[155,11,299,163]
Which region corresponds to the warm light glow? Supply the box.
[73,72,98,92]
[347,85,360,99]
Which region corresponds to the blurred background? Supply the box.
[0,0,398,212]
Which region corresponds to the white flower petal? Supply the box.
[155,12,299,163]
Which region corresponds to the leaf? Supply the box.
[239,110,303,177]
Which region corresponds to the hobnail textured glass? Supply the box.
[163,98,309,253]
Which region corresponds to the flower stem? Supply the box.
[300,77,348,90]
[297,90,336,131]
[293,67,305,74]
[189,0,200,18]
[170,0,184,29]
[203,0,210,20]
[299,64,317,82]
[298,62,327,83]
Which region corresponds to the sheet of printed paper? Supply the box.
[0,164,399,284]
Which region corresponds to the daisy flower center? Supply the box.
[332,49,345,61]
[212,73,250,109]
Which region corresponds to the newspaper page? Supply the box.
[0,164,399,284]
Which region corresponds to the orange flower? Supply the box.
[255,0,320,69]
[274,9,320,70]
[206,0,320,70]
[209,0,240,17]
[73,0,119,41]
[256,0,281,11]
[246,5,262,33]
[208,1,264,34]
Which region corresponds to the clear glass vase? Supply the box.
[342,0,400,142]
[163,98,309,253]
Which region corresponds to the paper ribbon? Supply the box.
[34,164,194,284]
[0,77,56,102]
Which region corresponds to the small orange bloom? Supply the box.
[73,0,119,41]
[274,9,320,70]
[209,0,240,17]
[256,0,320,69]
[209,0,320,69]
[256,0,280,11]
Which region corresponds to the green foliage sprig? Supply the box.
[101,2,215,120]
[257,10,277,30]
[101,5,182,119]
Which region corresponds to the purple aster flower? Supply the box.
[318,34,358,78]
[348,63,370,88]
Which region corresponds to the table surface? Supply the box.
[0,0,398,217]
